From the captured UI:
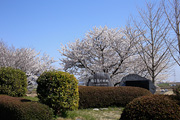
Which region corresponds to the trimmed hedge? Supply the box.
[120,95,180,120]
[164,94,180,106]
[0,95,54,120]
[37,71,79,116]
[0,67,27,97]
[173,85,180,99]
[78,86,152,108]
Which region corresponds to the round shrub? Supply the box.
[0,95,54,120]
[0,67,27,97]
[120,95,180,120]
[79,86,152,109]
[37,71,79,115]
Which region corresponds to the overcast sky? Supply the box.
[0,0,179,82]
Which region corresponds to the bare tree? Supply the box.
[59,26,143,84]
[134,1,173,84]
[163,0,180,65]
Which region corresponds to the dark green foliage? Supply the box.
[0,67,27,97]
[0,95,54,120]
[37,71,79,116]
[120,95,180,120]
[78,86,152,109]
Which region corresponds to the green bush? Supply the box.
[79,86,152,109]
[120,95,180,120]
[0,67,27,97]
[0,95,54,120]
[37,71,79,116]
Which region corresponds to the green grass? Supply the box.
[157,83,170,87]
[58,107,124,120]
[23,96,39,101]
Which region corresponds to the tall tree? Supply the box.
[163,0,180,65]
[59,26,142,84]
[134,1,173,83]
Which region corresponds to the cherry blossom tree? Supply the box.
[0,40,56,91]
[59,26,143,84]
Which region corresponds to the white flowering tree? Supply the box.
[59,26,143,84]
[0,40,56,91]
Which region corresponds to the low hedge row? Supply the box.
[78,86,152,108]
[0,95,54,120]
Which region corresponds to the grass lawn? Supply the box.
[57,107,123,120]
[24,95,123,120]
[23,96,39,101]
[157,83,170,88]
